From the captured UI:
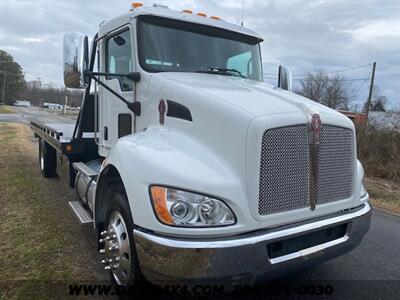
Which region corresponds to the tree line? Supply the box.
[1,50,83,107]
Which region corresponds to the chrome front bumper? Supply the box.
[133,202,371,286]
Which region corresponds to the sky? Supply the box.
[0,0,399,109]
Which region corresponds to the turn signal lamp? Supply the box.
[150,186,174,225]
[131,2,143,9]
[196,12,207,17]
[182,9,192,14]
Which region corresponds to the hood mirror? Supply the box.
[63,33,89,89]
[278,65,293,92]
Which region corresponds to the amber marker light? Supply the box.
[182,9,192,14]
[66,144,72,152]
[210,16,220,20]
[131,2,143,9]
[150,186,174,225]
[196,12,207,17]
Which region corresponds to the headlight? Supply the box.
[360,179,367,198]
[149,186,236,227]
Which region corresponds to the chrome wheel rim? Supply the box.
[101,211,132,286]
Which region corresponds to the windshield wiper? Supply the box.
[196,67,245,78]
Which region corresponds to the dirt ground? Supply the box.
[366,177,400,215]
[0,123,107,299]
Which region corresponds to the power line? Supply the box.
[353,79,369,97]
[263,76,370,81]
[319,63,372,75]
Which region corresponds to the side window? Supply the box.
[226,51,252,77]
[106,29,133,91]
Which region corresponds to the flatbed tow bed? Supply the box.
[31,115,99,187]
[31,121,75,153]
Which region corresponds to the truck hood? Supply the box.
[141,72,357,233]
[154,72,339,118]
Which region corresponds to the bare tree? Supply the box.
[296,71,352,110]
[20,84,83,107]
[363,85,387,112]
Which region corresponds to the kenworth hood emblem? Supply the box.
[309,113,322,211]
[310,113,322,145]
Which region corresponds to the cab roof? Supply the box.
[98,4,263,42]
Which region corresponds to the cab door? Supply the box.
[98,26,136,154]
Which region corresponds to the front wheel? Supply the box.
[100,189,144,288]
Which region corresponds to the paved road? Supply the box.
[0,106,76,124]
[1,107,399,298]
[288,209,400,281]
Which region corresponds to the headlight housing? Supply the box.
[149,186,236,227]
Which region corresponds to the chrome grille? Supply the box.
[258,125,354,215]
[316,126,354,204]
[259,125,310,215]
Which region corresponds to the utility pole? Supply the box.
[63,87,68,115]
[1,71,6,105]
[365,62,376,118]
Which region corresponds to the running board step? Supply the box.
[72,162,98,178]
[68,201,93,225]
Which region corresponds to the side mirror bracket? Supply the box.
[85,71,141,116]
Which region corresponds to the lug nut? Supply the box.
[100,230,108,237]
[99,237,110,243]
[108,256,120,263]
[108,245,119,251]
[99,249,105,254]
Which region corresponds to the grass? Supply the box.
[0,105,16,114]
[0,123,107,299]
[366,177,400,215]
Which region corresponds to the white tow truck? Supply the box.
[31,3,371,289]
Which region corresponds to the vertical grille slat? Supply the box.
[258,125,354,215]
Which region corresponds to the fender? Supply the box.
[94,126,258,238]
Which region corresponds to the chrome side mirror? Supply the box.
[63,33,89,88]
[278,65,293,92]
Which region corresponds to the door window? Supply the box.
[106,29,133,91]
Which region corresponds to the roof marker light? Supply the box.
[182,9,192,14]
[131,2,143,9]
[196,12,207,17]
[210,16,220,20]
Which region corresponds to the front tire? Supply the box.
[38,138,57,177]
[101,188,144,288]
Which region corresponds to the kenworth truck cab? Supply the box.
[31,3,371,288]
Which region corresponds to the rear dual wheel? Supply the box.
[38,138,57,177]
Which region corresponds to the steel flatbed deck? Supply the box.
[31,121,74,151]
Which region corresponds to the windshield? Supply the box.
[137,16,263,81]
